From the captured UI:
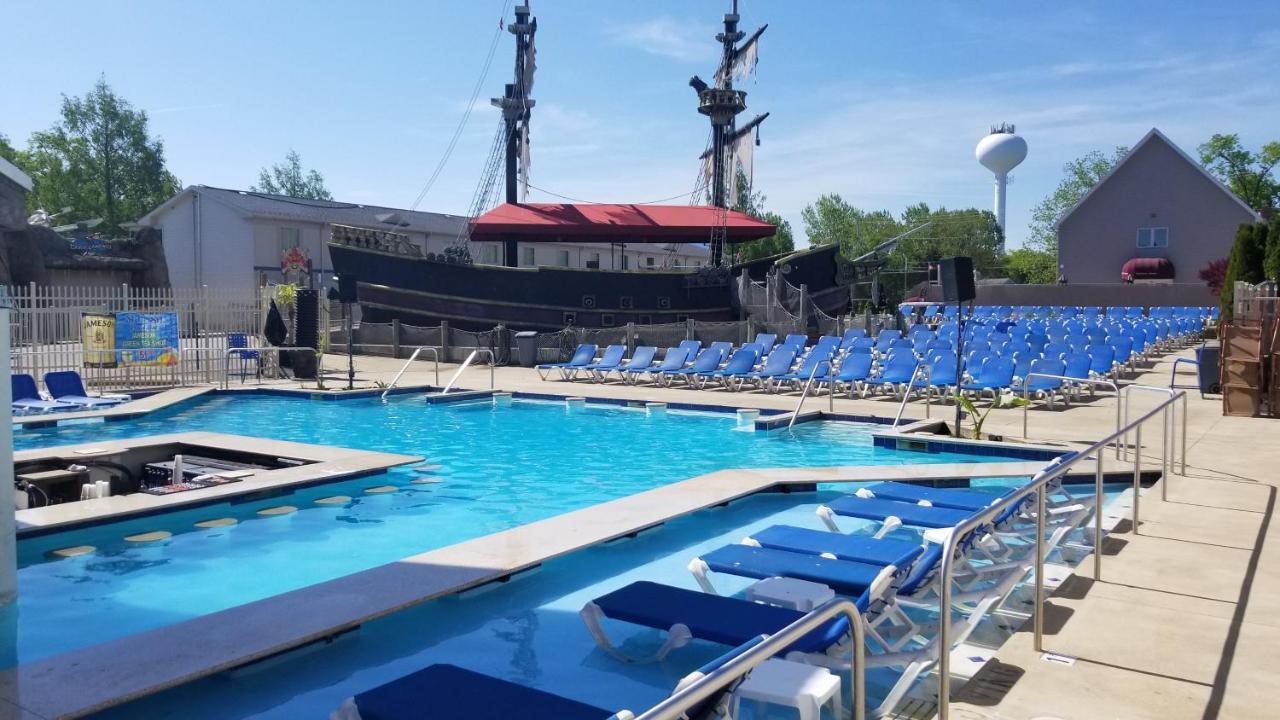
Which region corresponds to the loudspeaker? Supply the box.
[939,256,976,303]
[336,274,358,303]
[295,288,319,350]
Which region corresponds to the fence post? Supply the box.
[686,317,695,341]
[626,322,636,354]
[440,321,451,363]
[799,284,809,332]
[391,318,402,359]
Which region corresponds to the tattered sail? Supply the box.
[519,123,531,201]
[715,25,765,86]
[523,32,537,96]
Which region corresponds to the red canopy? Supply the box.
[1120,257,1175,282]
[469,203,777,243]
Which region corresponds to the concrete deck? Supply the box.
[14,432,422,535]
[11,386,214,427]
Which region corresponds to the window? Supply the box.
[645,256,656,268]
[278,226,301,256]
[477,244,499,264]
[621,255,630,270]
[556,249,570,267]
[586,252,601,269]
[521,246,536,266]
[1137,227,1169,248]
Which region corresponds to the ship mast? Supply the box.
[492,3,537,265]
[690,1,766,267]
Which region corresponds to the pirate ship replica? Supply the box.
[328,2,856,331]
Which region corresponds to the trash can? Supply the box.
[1196,343,1221,395]
[515,331,540,368]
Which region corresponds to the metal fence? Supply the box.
[7,283,264,391]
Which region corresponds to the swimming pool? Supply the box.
[96,482,1119,720]
[10,394,1032,666]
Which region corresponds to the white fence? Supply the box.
[7,284,264,391]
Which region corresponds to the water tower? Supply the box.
[975,123,1027,251]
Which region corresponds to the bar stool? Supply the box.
[731,658,842,720]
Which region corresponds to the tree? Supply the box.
[1026,147,1128,253]
[725,169,794,263]
[0,133,20,165]
[1221,222,1267,320]
[1267,216,1280,282]
[1004,247,1058,284]
[1199,258,1229,296]
[252,150,332,200]
[20,77,180,233]
[1198,134,1280,211]
[800,194,900,258]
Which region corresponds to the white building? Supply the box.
[135,186,710,291]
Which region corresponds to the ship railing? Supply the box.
[381,347,441,400]
[441,349,495,395]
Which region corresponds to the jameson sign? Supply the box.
[81,311,179,367]
[115,312,179,366]
[82,313,117,368]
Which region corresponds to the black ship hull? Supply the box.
[329,240,852,332]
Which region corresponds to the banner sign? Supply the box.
[114,312,179,366]
[82,313,118,368]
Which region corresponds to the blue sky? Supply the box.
[3,1,1279,248]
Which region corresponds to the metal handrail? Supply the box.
[381,347,440,399]
[935,387,1186,719]
[1119,383,1187,480]
[1020,373,1120,459]
[440,348,495,395]
[633,596,867,720]
[221,346,320,390]
[788,360,831,429]
[890,361,929,430]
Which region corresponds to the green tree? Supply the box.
[0,133,20,165]
[1004,247,1058,284]
[252,149,332,200]
[1266,216,1280,282]
[20,77,180,233]
[1198,134,1280,211]
[1026,147,1128,253]
[1221,222,1268,320]
[800,193,901,258]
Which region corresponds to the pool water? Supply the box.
[10,395,1030,666]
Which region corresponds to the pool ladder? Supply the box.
[380,347,440,400]
[440,349,496,395]
[787,360,833,429]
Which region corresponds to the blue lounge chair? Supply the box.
[751,332,777,357]
[580,581,852,664]
[657,347,724,387]
[739,346,798,391]
[775,348,836,391]
[42,371,126,409]
[333,663,623,720]
[535,343,597,381]
[911,356,958,400]
[688,544,906,600]
[576,345,626,381]
[626,346,690,385]
[854,481,1008,513]
[1022,357,1066,408]
[959,356,1015,398]
[694,347,759,390]
[596,346,656,382]
[11,374,77,414]
[862,352,919,398]
[677,339,702,364]
[823,353,874,396]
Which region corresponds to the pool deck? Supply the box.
[13,432,423,535]
[10,386,215,427]
[3,346,1277,719]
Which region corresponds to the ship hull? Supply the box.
[329,240,852,332]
